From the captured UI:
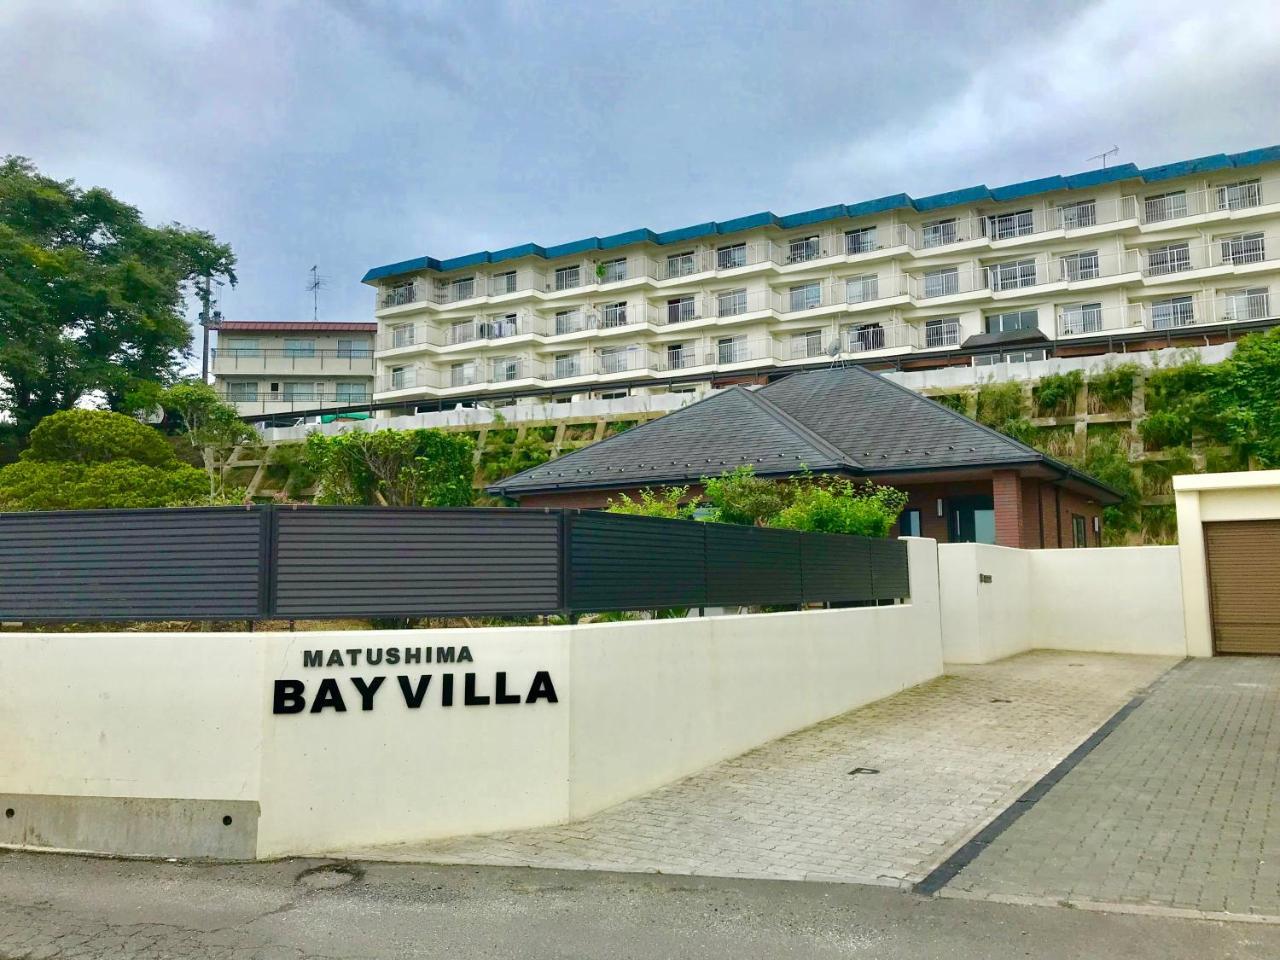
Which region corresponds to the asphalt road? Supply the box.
[2,851,1277,959]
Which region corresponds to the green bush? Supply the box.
[0,459,211,510]
[975,382,1025,427]
[606,486,692,519]
[1087,363,1139,412]
[22,409,176,467]
[701,464,791,526]
[1032,370,1083,416]
[303,428,474,506]
[771,478,907,538]
[931,393,969,414]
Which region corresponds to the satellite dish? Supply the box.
[825,341,841,358]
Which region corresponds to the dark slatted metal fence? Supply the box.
[0,505,910,622]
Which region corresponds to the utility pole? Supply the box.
[199,275,213,383]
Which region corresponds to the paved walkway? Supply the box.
[944,657,1280,919]
[346,651,1176,886]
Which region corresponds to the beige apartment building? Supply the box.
[364,145,1280,411]
[211,321,377,418]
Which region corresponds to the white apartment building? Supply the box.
[365,145,1280,411]
[211,321,377,418]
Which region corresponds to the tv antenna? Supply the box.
[825,339,847,369]
[306,265,329,321]
[1087,145,1119,169]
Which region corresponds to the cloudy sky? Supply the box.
[3,0,1279,338]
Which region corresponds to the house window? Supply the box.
[790,330,823,359]
[491,357,523,381]
[921,218,958,248]
[1143,190,1187,223]
[384,281,416,307]
[787,235,821,263]
[483,313,519,338]
[1222,287,1269,321]
[716,288,748,317]
[1216,179,1262,211]
[717,336,747,364]
[1146,241,1191,275]
[226,381,258,401]
[666,251,697,278]
[666,295,697,324]
[599,258,627,283]
[336,339,370,358]
[449,320,473,344]
[1059,302,1104,335]
[985,209,1034,240]
[924,317,959,348]
[1220,232,1265,265]
[389,366,409,390]
[666,342,692,369]
[283,381,319,401]
[1060,250,1100,282]
[900,509,922,538]
[984,309,1038,334]
[716,243,747,270]
[844,273,879,304]
[788,281,822,312]
[1150,295,1195,329]
[448,276,475,300]
[223,338,260,358]
[972,354,1001,367]
[598,390,628,400]
[845,226,877,255]
[923,266,959,298]
[491,270,517,295]
[554,265,580,291]
[554,353,580,378]
[450,362,476,387]
[554,309,581,335]
[1072,514,1088,548]
[391,324,415,348]
[986,257,1038,291]
[600,302,628,327]
[949,496,995,544]
[335,382,368,403]
[1059,199,1097,230]
[846,322,885,352]
[284,338,316,358]
[597,346,631,374]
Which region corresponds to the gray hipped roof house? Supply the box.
[489,367,1119,550]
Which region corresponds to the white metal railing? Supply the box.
[380,282,423,308]
[550,355,583,380]
[211,349,375,372]
[446,312,541,345]
[918,215,983,249]
[377,366,438,392]
[1057,303,1107,336]
[656,345,701,371]
[658,295,705,325]
[707,337,772,366]
[1135,176,1273,224]
[448,364,479,388]
[489,357,536,383]
[595,346,656,376]
[489,268,546,297]
[910,264,986,299]
[657,250,711,280]
[434,277,481,304]
[842,321,918,354]
[921,319,962,348]
[1130,291,1276,330]
[549,307,598,336]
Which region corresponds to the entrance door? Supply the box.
[1205,520,1280,654]
[948,496,996,544]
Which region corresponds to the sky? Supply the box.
[3,0,1280,343]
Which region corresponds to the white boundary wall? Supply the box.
[2,539,942,858]
[938,542,1188,663]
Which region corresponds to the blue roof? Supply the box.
[364,143,1280,282]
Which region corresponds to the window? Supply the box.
[447,276,475,300]
[335,382,368,403]
[384,281,416,307]
[283,338,315,358]
[224,338,260,357]
[1059,199,1097,230]
[666,295,697,324]
[716,243,747,270]
[986,257,1038,291]
[845,226,877,255]
[1072,514,1087,549]
[985,209,1034,240]
[600,302,628,327]
[597,346,631,374]
[923,266,959,298]
[389,366,409,390]
[1146,241,1191,275]
[666,342,693,370]
[900,509,922,538]
[972,354,1001,367]
[491,357,523,381]
[485,313,519,338]
[1059,302,1104,335]
[788,281,821,312]
[1144,191,1187,223]
[599,258,627,283]
[598,390,628,400]
[336,339,370,359]
[554,265,580,291]
[949,495,995,544]
[391,324,415,348]
[554,309,583,335]
[1150,295,1195,329]
[666,251,697,278]
[984,309,1038,334]
[924,317,959,348]
[787,235,821,263]
[554,353,580,378]
[449,320,473,344]
[1222,287,1269,321]
[1060,250,1100,282]
[846,322,885,352]
[921,218,958,248]
[226,381,258,401]
[717,336,747,364]
[491,271,517,295]
[790,330,823,359]
[1005,348,1048,363]
[844,273,879,304]
[716,288,748,317]
[1216,179,1261,211]
[1220,232,1265,265]
[450,362,477,387]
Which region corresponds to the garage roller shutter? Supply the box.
[1205,520,1280,654]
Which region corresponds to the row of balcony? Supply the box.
[1059,290,1273,336]
[210,347,375,373]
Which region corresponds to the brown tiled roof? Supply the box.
[212,321,377,332]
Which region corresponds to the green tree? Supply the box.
[1212,328,1280,467]
[0,156,236,441]
[303,428,475,506]
[161,380,256,499]
[700,464,792,525]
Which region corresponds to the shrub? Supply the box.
[303,428,474,506]
[701,464,791,526]
[0,458,211,510]
[1032,370,1083,417]
[605,486,692,519]
[931,392,969,414]
[771,478,907,538]
[975,382,1025,427]
[1087,363,1140,413]
[22,409,176,467]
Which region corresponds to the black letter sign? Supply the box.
[273,679,306,714]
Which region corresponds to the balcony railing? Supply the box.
[377,366,439,392]
[922,320,962,348]
[595,347,657,376]
[706,337,773,366]
[842,321,918,354]
[1135,177,1274,224]
[1138,234,1276,276]
[909,265,985,299]
[217,390,373,412]
[211,348,374,372]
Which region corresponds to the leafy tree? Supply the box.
[1211,327,1280,467]
[303,428,475,506]
[771,478,908,537]
[161,380,256,499]
[605,485,693,519]
[700,464,791,525]
[21,408,176,466]
[0,156,236,441]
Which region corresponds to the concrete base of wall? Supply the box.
[0,795,259,860]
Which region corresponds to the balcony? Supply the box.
[216,388,373,415]
[595,346,657,376]
[706,337,773,366]
[1137,177,1273,224]
[1138,234,1276,277]
[909,265,986,300]
[211,348,374,375]
[841,321,917,354]
[446,312,541,345]
[489,357,537,383]
[1130,291,1276,331]
[921,319,962,349]
[377,366,440,393]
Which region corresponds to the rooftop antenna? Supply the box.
[1087,145,1119,169]
[306,265,329,322]
[825,339,847,370]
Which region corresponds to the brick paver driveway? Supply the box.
[945,658,1280,919]
[345,651,1175,886]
